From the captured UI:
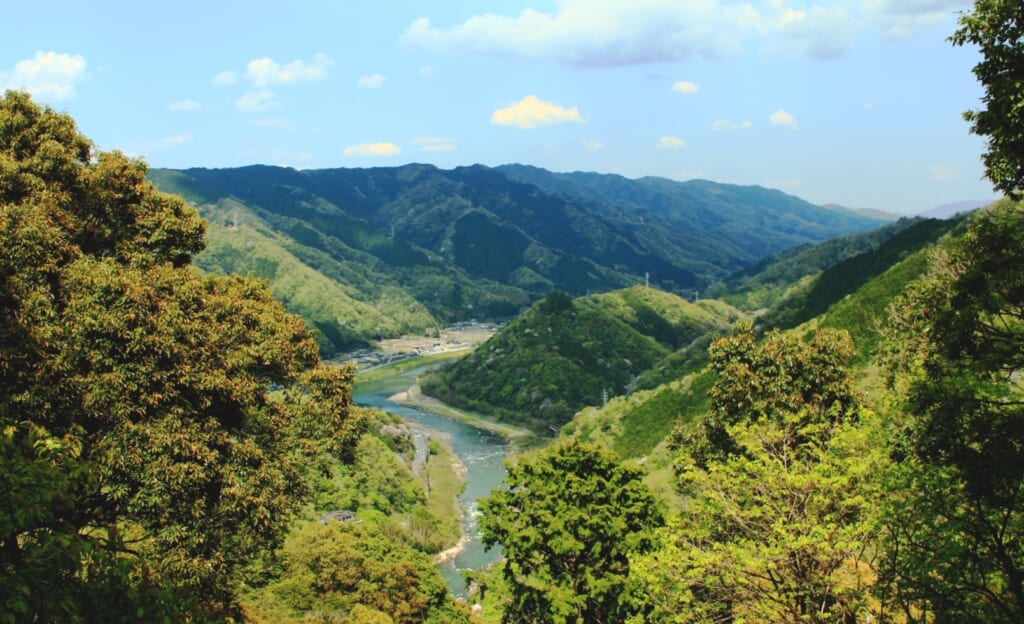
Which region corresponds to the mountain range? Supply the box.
[149,163,885,355]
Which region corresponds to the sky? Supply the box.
[0,0,1000,214]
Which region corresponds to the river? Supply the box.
[353,367,508,598]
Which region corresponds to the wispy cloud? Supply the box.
[865,0,967,40]
[247,117,293,128]
[168,98,201,112]
[672,80,699,94]
[216,53,333,114]
[769,109,798,129]
[0,51,86,101]
[119,133,193,158]
[358,74,386,89]
[413,137,456,152]
[658,135,686,150]
[211,70,238,86]
[930,163,961,182]
[712,118,752,132]
[343,142,401,157]
[491,95,584,129]
[772,5,860,60]
[583,138,604,151]
[235,89,279,112]
[244,53,333,87]
[401,1,964,65]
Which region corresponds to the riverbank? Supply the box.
[389,382,538,449]
[353,368,511,597]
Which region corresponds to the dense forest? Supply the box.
[3,1,1023,622]
[0,92,475,623]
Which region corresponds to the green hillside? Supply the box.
[562,218,961,461]
[197,199,437,354]
[705,217,926,310]
[421,287,739,432]
[761,215,966,331]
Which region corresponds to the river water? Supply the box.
[353,368,508,598]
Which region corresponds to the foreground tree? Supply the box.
[878,199,1024,621]
[952,0,1024,198]
[642,327,884,622]
[479,439,663,624]
[251,521,475,624]
[0,91,364,621]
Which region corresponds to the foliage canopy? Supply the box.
[0,91,365,621]
[480,439,663,624]
[952,0,1024,197]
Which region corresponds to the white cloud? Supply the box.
[658,135,686,150]
[769,109,798,129]
[216,54,332,114]
[402,0,762,66]
[413,137,456,152]
[1,51,86,101]
[245,53,333,87]
[672,80,700,94]
[420,65,438,77]
[583,138,604,151]
[168,98,201,112]
[212,70,238,86]
[864,0,966,39]
[491,95,584,129]
[235,89,279,112]
[712,118,752,132]
[402,1,964,65]
[931,163,961,182]
[358,74,386,89]
[772,4,860,60]
[343,142,401,157]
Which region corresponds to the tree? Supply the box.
[645,326,885,623]
[677,322,859,469]
[878,199,1024,622]
[479,439,663,624]
[952,0,1024,198]
[0,91,364,621]
[253,521,475,624]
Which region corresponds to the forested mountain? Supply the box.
[422,286,741,432]
[705,216,927,310]
[562,220,957,462]
[150,164,884,355]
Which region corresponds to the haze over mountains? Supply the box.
[150,163,885,354]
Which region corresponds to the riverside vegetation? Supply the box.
[4,2,1024,621]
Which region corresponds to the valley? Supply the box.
[6,11,1023,614]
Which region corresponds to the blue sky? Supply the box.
[0,0,998,214]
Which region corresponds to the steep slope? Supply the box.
[563,218,964,461]
[498,164,887,274]
[763,215,967,331]
[421,287,740,432]
[706,217,926,310]
[194,198,438,354]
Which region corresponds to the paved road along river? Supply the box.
[353,367,508,598]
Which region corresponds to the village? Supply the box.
[337,321,499,370]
